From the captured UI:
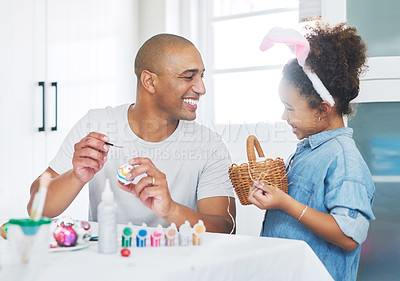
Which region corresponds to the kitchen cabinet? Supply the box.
[0,0,138,219]
[353,57,400,103]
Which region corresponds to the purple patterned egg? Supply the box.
[53,225,77,247]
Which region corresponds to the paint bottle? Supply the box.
[151,224,163,247]
[165,223,178,246]
[179,220,192,246]
[193,220,206,245]
[98,178,118,254]
[136,223,148,247]
[122,222,133,248]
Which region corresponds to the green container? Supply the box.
[8,218,51,236]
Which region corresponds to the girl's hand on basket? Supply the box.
[248,181,288,210]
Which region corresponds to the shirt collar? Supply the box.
[304,127,353,150]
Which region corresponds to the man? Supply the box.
[28,34,236,233]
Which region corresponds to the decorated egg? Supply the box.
[53,225,77,247]
[117,163,135,185]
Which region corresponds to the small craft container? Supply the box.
[193,220,206,246]
[7,218,52,266]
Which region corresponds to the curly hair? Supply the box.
[282,22,368,116]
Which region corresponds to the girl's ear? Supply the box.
[140,70,157,94]
[319,101,332,119]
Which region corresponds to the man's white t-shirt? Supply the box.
[49,104,234,227]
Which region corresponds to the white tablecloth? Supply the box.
[0,222,333,281]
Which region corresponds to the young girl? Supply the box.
[248,23,375,281]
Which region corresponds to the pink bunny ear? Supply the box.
[259,27,310,66]
[259,27,335,106]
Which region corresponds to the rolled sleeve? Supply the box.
[325,180,375,220]
[331,206,370,244]
[325,180,375,244]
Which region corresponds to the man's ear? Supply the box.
[140,70,157,94]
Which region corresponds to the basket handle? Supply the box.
[246,135,265,162]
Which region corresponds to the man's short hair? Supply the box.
[134,34,194,79]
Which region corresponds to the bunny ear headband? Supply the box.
[260,27,335,106]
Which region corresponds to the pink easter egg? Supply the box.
[53,225,77,247]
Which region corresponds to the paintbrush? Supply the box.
[105,142,123,148]
[30,172,51,221]
[22,173,51,263]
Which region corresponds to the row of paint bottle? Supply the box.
[97,178,206,254]
[122,220,206,248]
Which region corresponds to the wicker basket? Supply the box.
[228,135,288,205]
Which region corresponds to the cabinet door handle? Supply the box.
[38,81,45,132]
[51,82,58,131]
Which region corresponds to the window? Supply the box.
[202,0,300,124]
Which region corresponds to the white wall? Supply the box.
[137,0,167,45]
[321,0,346,24]
[137,0,202,45]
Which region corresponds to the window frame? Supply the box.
[197,0,300,125]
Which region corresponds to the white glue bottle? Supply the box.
[98,178,118,254]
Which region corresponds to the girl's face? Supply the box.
[278,79,322,140]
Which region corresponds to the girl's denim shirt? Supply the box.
[261,127,375,281]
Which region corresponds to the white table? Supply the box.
[0,222,333,281]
